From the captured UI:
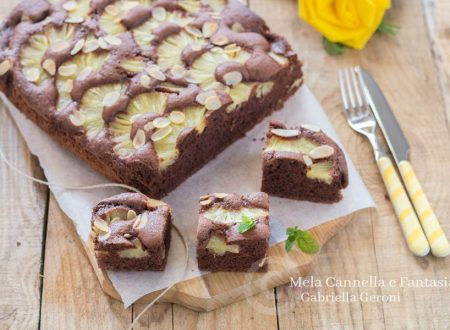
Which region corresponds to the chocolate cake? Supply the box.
[261,121,349,203]
[0,0,303,198]
[196,192,270,272]
[90,192,171,271]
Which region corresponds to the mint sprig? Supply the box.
[377,20,400,36]
[322,37,346,56]
[238,215,256,234]
[285,226,320,254]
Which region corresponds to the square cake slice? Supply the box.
[90,193,171,271]
[262,120,349,203]
[196,192,270,272]
[0,0,303,198]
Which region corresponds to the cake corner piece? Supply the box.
[90,192,172,271]
[196,192,270,272]
[261,120,349,203]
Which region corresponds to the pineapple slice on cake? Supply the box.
[72,83,128,139]
[110,92,169,157]
[20,24,75,86]
[156,30,207,70]
[133,10,194,49]
[56,51,110,111]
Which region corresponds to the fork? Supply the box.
[338,67,430,257]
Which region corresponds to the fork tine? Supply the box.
[343,68,356,112]
[350,67,364,110]
[338,70,350,114]
[354,66,369,108]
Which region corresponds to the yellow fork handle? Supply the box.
[398,161,450,257]
[377,157,430,256]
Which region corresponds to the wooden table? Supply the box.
[1,0,450,328]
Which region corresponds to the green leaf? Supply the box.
[377,20,400,36]
[286,226,299,236]
[285,237,295,253]
[238,215,256,234]
[296,231,320,254]
[322,37,346,56]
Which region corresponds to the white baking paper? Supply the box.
[2,86,374,307]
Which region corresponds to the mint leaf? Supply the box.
[322,37,345,56]
[297,231,320,254]
[285,237,295,252]
[238,215,256,234]
[377,20,400,36]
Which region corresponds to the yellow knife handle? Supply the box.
[398,160,450,257]
[377,157,430,256]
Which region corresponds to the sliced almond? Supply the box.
[104,35,122,46]
[69,111,85,126]
[152,6,166,21]
[127,209,137,220]
[200,199,212,206]
[303,155,313,167]
[205,95,222,110]
[98,37,109,50]
[199,195,210,201]
[42,59,56,76]
[223,71,242,86]
[83,39,99,53]
[191,43,202,52]
[58,63,78,77]
[151,126,173,142]
[170,64,186,78]
[25,68,40,82]
[213,193,228,199]
[169,111,185,124]
[301,124,321,132]
[93,219,109,232]
[0,60,12,76]
[144,121,154,131]
[140,74,151,88]
[231,22,244,33]
[202,21,219,38]
[209,81,227,91]
[78,66,93,80]
[124,233,132,238]
[185,25,203,38]
[133,213,148,229]
[133,129,146,149]
[196,90,216,105]
[268,52,288,66]
[65,16,84,24]
[271,128,299,138]
[147,67,166,81]
[153,116,171,128]
[110,217,121,224]
[103,91,121,107]
[63,1,78,11]
[211,34,229,46]
[98,228,111,241]
[309,145,334,159]
[70,38,85,55]
[51,41,71,53]
[132,238,144,249]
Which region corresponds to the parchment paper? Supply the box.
[2,86,375,307]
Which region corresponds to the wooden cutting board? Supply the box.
[83,212,356,311]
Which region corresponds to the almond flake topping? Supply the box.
[199,195,210,201]
[133,129,146,149]
[202,21,219,38]
[200,199,212,206]
[0,60,12,76]
[98,37,109,50]
[103,91,121,107]
[186,25,203,38]
[144,121,154,131]
[70,39,85,55]
[140,74,151,88]
[223,71,242,86]
[169,111,185,124]
[153,116,171,128]
[309,145,334,160]
[127,210,137,220]
[65,16,84,24]
[63,1,78,11]
[147,67,166,81]
[213,193,228,199]
[42,59,56,76]
[209,81,227,91]
[94,219,109,232]
[191,43,202,51]
[205,95,222,111]
[152,7,166,21]
[211,34,229,46]
[104,35,122,46]
[69,111,85,126]
[58,63,78,77]
[196,90,216,105]
[83,39,99,53]
[151,126,173,142]
[51,41,71,53]
[301,124,321,132]
[98,228,111,241]
[268,52,288,66]
[271,128,299,138]
[25,68,40,82]
[231,22,244,33]
[133,213,148,229]
[303,155,313,167]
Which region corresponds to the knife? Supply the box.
[359,67,450,257]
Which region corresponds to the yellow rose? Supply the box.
[299,0,391,50]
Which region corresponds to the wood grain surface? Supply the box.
[1,0,450,329]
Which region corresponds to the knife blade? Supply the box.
[358,67,410,163]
